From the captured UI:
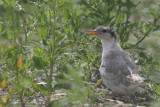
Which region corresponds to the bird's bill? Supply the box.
[86,30,100,35]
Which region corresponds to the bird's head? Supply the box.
[86,26,116,41]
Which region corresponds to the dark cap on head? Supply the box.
[95,26,116,39]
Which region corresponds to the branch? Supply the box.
[124,28,152,49]
[81,0,103,16]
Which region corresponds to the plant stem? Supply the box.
[20,90,25,107]
[46,0,57,105]
[124,28,152,49]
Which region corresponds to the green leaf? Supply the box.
[39,28,47,40]
[33,56,46,69]
[123,32,129,42]
[23,42,38,48]
[59,0,65,7]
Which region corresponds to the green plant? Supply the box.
[0,0,160,106]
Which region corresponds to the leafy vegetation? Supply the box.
[0,0,160,106]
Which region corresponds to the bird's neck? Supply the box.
[101,39,116,52]
[101,39,121,59]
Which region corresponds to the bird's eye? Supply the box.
[102,29,107,33]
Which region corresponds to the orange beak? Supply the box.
[86,30,101,35]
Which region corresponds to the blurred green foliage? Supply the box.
[0,0,160,106]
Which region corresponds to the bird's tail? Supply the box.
[132,74,146,83]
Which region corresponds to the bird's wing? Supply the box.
[103,50,143,86]
[104,50,136,75]
[121,51,140,74]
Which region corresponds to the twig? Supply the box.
[124,28,152,49]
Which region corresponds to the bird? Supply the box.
[86,26,145,100]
